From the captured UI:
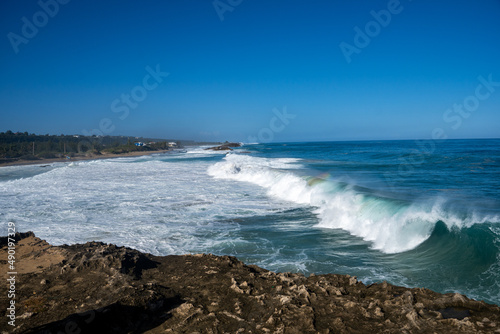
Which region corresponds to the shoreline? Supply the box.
[1,232,499,333]
[0,149,171,167]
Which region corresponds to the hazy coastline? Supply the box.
[0,149,171,167]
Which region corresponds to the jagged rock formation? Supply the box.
[204,143,242,151]
[1,232,499,333]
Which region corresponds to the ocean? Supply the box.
[1,139,499,305]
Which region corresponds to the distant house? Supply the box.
[168,142,177,147]
[135,142,145,147]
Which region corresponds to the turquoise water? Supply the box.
[206,139,500,305]
[1,139,499,305]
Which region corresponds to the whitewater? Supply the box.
[1,139,499,305]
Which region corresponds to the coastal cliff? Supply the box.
[1,232,499,333]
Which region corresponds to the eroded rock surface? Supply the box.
[1,233,499,333]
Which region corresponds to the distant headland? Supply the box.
[0,131,224,167]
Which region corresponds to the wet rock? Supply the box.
[204,143,242,151]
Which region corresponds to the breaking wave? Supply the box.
[208,154,499,254]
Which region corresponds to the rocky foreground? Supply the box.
[1,233,500,333]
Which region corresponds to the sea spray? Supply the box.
[208,153,496,254]
[2,139,499,305]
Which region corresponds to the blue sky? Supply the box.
[1,0,499,142]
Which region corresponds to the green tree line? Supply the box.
[0,131,175,160]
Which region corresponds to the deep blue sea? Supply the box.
[1,139,499,305]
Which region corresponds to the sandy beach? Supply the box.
[0,150,171,168]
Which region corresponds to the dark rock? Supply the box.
[204,142,242,151]
[0,231,35,246]
[2,232,500,333]
[439,307,471,320]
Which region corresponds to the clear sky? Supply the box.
[1,0,499,142]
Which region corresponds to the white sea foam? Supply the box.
[2,145,498,305]
[185,146,229,155]
[0,154,291,255]
[208,154,493,254]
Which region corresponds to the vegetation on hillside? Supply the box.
[0,131,180,160]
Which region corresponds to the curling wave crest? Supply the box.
[208,154,497,254]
